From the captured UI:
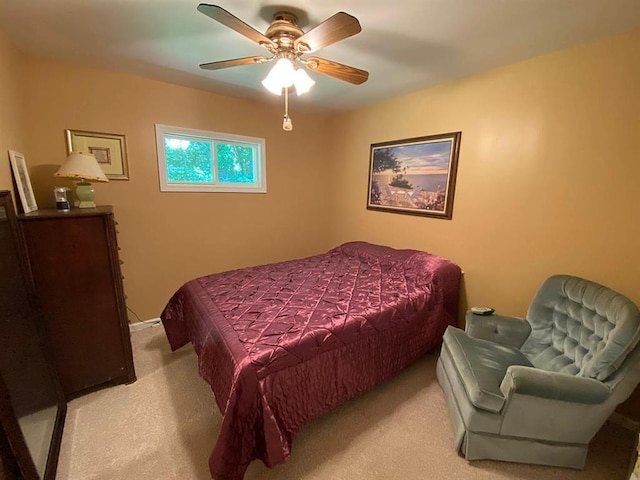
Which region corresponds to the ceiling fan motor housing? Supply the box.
[264,12,308,53]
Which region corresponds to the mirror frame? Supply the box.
[0,190,66,479]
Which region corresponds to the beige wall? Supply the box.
[21,59,333,319]
[328,30,640,320]
[9,29,640,323]
[0,31,24,194]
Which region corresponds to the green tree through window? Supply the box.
[165,138,212,183]
[217,143,255,183]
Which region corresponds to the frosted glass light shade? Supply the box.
[55,152,109,182]
[261,58,296,95]
[293,68,315,96]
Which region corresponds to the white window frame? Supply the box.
[155,124,266,193]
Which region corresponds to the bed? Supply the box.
[161,241,462,480]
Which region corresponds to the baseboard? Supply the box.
[129,318,161,332]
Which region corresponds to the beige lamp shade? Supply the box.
[55,152,109,182]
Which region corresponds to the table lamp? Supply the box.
[54,152,109,208]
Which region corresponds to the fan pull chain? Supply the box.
[282,87,293,131]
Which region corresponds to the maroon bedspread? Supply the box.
[161,241,461,480]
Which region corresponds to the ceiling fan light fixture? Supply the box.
[293,68,315,96]
[261,76,282,95]
[198,5,368,129]
[261,57,296,95]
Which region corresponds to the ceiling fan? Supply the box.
[197,4,369,130]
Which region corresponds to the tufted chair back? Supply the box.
[520,275,640,381]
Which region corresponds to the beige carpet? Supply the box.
[56,325,635,480]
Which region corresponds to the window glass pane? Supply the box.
[216,143,255,184]
[164,136,212,183]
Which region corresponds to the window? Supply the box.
[155,124,266,193]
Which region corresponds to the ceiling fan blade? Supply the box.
[197,4,274,47]
[200,56,270,71]
[295,12,361,53]
[305,57,369,85]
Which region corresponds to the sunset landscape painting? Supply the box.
[367,132,461,219]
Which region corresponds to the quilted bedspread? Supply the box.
[161,241,462,480]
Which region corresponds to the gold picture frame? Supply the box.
[8,150,38,213]
[65,129,129,180]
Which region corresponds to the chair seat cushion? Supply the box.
[443,326,533,412]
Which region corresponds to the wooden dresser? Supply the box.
[18,207,136,399]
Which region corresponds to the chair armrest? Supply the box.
[500,365,611,404]
[465,312,531,348]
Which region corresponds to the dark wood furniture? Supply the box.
[19,206,136,399]
[0,190,66,479]
[618,387,640,426]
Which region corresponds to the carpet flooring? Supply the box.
[55,325,636,479]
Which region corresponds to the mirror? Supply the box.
[0,190,66,479]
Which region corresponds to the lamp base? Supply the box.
[75,182,96,208]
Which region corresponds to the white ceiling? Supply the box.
[1,0,639,112]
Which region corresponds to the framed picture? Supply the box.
[367,132,462,219]
[8,150,38,213]
[65,129,129,180]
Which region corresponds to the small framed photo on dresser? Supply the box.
[8,150,38,213]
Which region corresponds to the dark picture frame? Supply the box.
[367,132,461,219]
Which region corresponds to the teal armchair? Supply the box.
[437,275,640,468]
